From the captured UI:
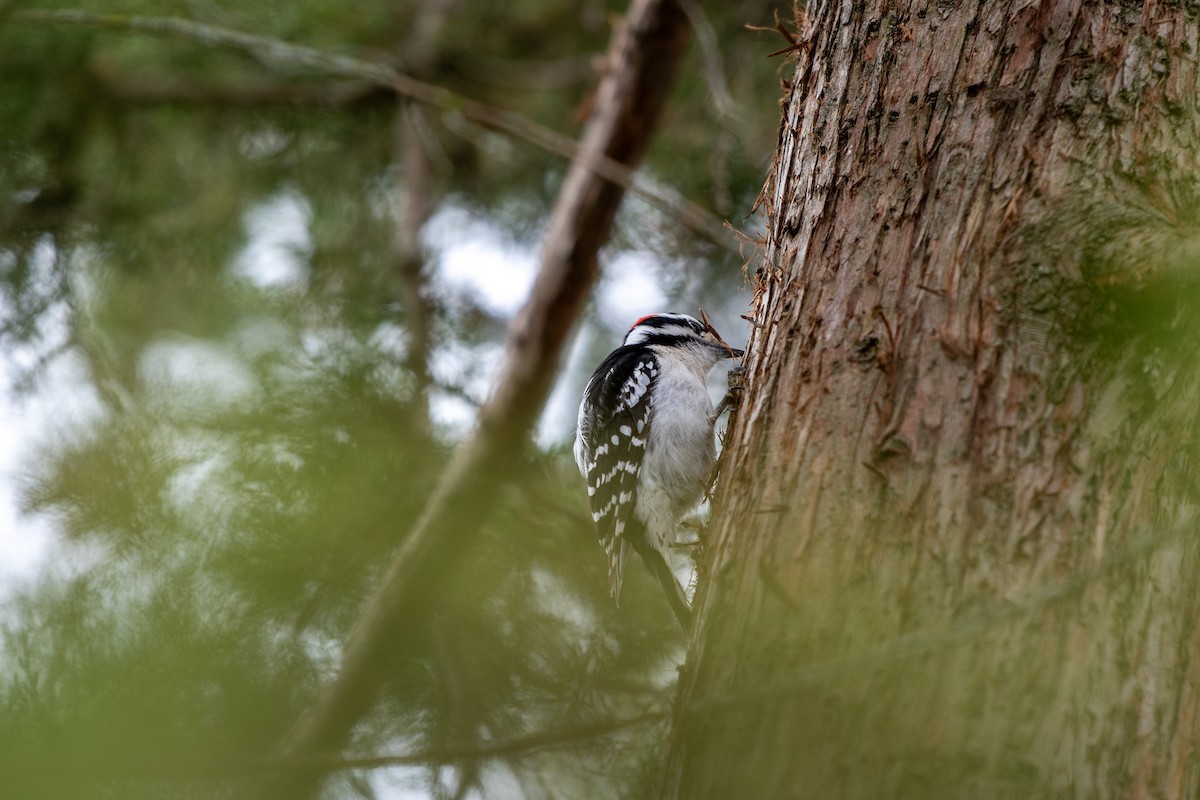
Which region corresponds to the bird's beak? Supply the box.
[697,308,743,360]
[705,337,741,359]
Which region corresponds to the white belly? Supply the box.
[635,366,715,556]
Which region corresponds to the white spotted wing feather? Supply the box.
[574,350,658,602]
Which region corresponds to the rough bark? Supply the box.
[665,2,1200,798]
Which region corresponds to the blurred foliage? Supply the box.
[0,0,783,797]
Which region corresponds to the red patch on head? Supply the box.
[631,314,656,329]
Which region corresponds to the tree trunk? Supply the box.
[664,2,1200,797]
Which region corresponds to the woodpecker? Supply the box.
[574,312,743,629]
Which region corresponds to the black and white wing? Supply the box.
[574,346,658,601]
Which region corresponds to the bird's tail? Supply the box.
[640,546,692,631]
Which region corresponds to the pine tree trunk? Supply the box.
[663,2,1200,797]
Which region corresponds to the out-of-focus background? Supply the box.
[0,1,782,797]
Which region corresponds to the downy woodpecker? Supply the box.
[574,313,742,629]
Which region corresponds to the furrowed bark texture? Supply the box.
[665,2,1200,798]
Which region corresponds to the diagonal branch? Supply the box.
[222,0,693,797]
[13,8,733,250]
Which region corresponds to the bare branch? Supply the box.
[13,8,734,251]
[320,707,668,771]
[102,76,385,107]
[0,709,668,783]
[677,0,737,123]
[14,10,398,82]
[246,1,697,797]
[393,0,459,427]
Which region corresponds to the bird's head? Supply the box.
[622,312,743,359]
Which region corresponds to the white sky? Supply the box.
[0,193,742,800]
[0,194,686,601]
[0,366,51,574]
[0,349,105,601]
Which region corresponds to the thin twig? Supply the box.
[245,1,698,797]
[314,708,668,770]
[393,0,459,428]
[0,709,669,783]
[7,515,1185,786]
[698,307,741,358]
[677,0,737,123]
[13,9,735,251]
